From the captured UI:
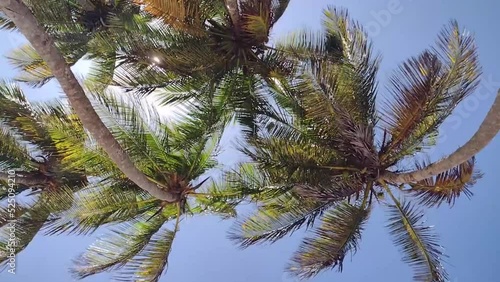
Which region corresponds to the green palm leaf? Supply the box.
[0,81,57,150]
[44,180,161,236]
[288,202,369,279]
[385,189,448,282]
[246,137,339,178]
[229,194,334,247]
[0,199,51,266]
[115,214,181,282]
[71,214,168,279]
[278,7,379,126]
[7,44,54,87]
[0,11,15,30]
[0,127,35,170]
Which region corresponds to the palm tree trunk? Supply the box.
[0,0,178,202]
[224,0,240,27]
[383,90,500,183]
[0,171,47,187]
[76,0,95,11]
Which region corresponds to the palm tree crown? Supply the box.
[91,0,294,133]
[0,81,252,281]
[0,81,89,265]
[229,8,483,282]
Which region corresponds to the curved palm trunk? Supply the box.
[383,91,500,183]
[0,171,48,187]
[224,0,240,27]
[76,0,95,11]
[0,0,177,202]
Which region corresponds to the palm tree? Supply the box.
[94,0,294,132]
[229,8,496,282]
[1,80,253,280]
[1,0,181,201]
[0,81,89,265]
[42,89,258,281]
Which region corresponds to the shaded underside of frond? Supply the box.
[84,86,219,182]
[408,157,482,207]
[288,203,369,279]
[330,104,379,170]
[292,177,362,203]
[0,127,35,170]
[238,0,290,45]
[379,52,444,165]
[244,135,347,185]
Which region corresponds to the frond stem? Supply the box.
[380,180,434,273]
[360,181,373,209]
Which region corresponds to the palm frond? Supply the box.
[273,8,379,150]
[288,202,369,279]
[222,163,292,202]
[408,157,482,207]
[229,194,334,247]
[283,61,376,150]
[332,105,379,170]
[0,11,16,30]
[276,29,339,61]
[380,52,445,164]
[164,88,228,152]
[0,127,35,170]
[245,135,354,186]
[0,81,53,149]
[112,33,220,78]
[41,104,120,176]
[84,52,117,88]
[44,180,162,236]
[192,179,257,218]
[326,8,380,123]
[239,0,289,32]
[293,177,362,203]
[213,72,269,134]
[380,21,480,165]
[0,199,51,266]
[7,44,55,87]
[71,214,168,279]
[115,213,181,282]
[433,21,481,107]
[86,87,175,179]
[385,190,448,282]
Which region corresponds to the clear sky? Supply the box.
[1,0,499,281]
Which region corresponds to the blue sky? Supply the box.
[1,0,500,281]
